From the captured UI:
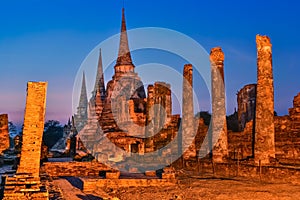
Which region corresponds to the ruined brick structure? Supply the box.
[237,84,256,131]
[181,64,196,159]
[4,82,48,199]
[50,118,72,153]
[90,49,106,117]
[70,8,299,174]
[254,35,275,164]
[17,82,48,177]
[227,91,300,163]
[74,72,88,132]
[227,36,300,165]
[0,114,9,154]
[289,93,300,130]
[210,47,228,162]
[274,93,300,161]
[75,8,183,168]
[145,82,173,152]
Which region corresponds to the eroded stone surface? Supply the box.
[210,47,228,162]
[237,84,257,131]
[254,35,275,164]
[0,114,9,154]
[182,64,196,160]
[4,82,48,200]
[17,82,47,177]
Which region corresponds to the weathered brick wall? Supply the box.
[228,121,253,159]
[17,82,47,178]
[0,114,9,154]
[195,118,209,158]
[82,178,176,191]
[226,117,300,162]
[42,161,112,177]
[237,84,256,131]
[289,93,300,129]
[275,116,300,161]
[183,160,300,183]
[152,115,180,152]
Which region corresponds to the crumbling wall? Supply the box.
[145,82,176,153]
[195,118,209,158]
[43,161,112,177]
[237,84,256,131]
[228,121,254,160]
[0,114,9,154]
[289,93,300,130]
[274,93,300,162]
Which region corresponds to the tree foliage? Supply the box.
[195,111,211,126]
[8,121,18,137]
[43,120,63,149]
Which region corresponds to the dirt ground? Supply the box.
[51,175,300,200]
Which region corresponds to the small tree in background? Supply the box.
[43,120,64,149]
[8,121,18,149]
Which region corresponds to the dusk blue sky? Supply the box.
[0,0,299,126]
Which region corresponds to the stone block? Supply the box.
[162,172,176,179]
[145,171,156,177]
[106,171,120,179]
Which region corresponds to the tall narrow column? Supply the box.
[182,64,196,159]
[255,35,275,164]
[145,85,155,152]
[0,114,9,154]
[17,82,47,178]
[210,47,228,163]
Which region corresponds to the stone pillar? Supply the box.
[210,47,228,162]
[145,85,155,152]
[254,35,275,164]
[182,64,196,159]
[17,82,47,178]
[161,82,172,117]
[0,114,9,154]
[153,82,171,133]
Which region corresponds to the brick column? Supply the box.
[254,35,275,164]
[182,64,196,159]
[17,82,47,178]
[0,114,9,154]
[210,47,228,162]
[145,85,155,152]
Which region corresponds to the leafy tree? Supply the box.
[195,111,211,126]
[227,111,239,132]
[43,120,63,149]
[8,121,18,137]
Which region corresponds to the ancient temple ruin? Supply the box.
[237,84,256,131]
[76,8,184,167]
[3,82,48,199]
[210,47,228,162]
[70,9,300,170]
[0,7,300,200]
[254,35,276,164]
[0,114,9,155]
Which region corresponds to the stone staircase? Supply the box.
[3,173,48,199]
